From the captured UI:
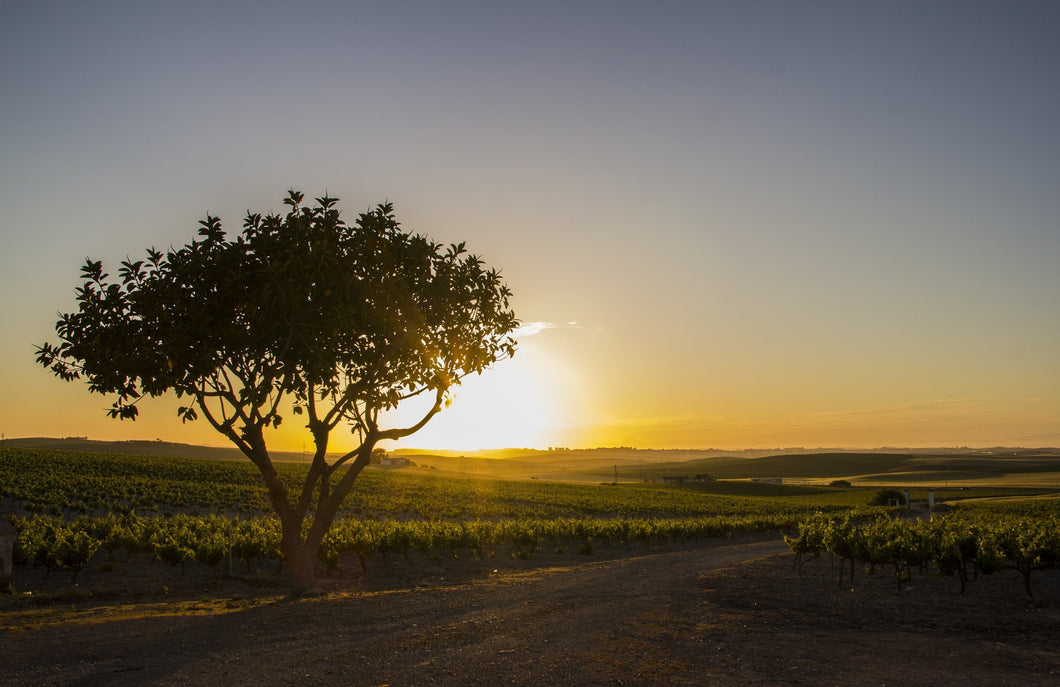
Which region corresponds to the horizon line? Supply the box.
[5,436,1058,454]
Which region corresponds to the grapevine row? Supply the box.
[785,510,1060,597]
[11,512,792,582]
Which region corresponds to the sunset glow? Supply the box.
[381,336,573,452]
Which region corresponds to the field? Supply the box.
[3,446,1059,594]
[10,437,1060,485]
[3,446,1060,684]
[0,446,881,582]
[393,446,1060,487]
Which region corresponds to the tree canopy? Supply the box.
[37,190,518,590]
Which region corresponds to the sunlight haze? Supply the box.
[1,1,1057,452]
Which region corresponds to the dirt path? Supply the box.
[4,539,787,685]
[5,536,1060,685]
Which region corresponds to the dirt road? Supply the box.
[5,536,1059,685]
[5,538,787,685]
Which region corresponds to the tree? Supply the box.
[37,190,518,592]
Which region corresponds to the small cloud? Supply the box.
[513,321,580,337]
[513,321,556,337]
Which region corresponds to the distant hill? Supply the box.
[1,437,311,463]
[5,437,1059,486]
[610,451,1060,483]
[394,446,1060,486]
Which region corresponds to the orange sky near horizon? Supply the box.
[2,3,1058,453]
[8,319,1057,454]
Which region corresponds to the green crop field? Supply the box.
[2,447,1058,588]
[786,502,1060,598]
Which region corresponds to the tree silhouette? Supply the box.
[37,190,518,591]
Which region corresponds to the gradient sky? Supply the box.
[2,1,1058,452]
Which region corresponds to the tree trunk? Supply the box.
[287,546,318,594]
[281,516,318,594]
[260,441,374,594]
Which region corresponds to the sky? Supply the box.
[1,1,1058,452]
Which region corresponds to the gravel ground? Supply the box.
[3,535,1060,686]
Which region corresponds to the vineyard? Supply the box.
[3,447,1059,594]
[785,502,1060,597]
[0,447,854,583]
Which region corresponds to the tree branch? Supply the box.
[196,390,252,457]
[375,386,446,442]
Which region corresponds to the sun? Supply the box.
[380,342,567,452]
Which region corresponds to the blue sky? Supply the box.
[2,1,1058,450]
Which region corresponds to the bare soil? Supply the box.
[3,534,1059,686]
